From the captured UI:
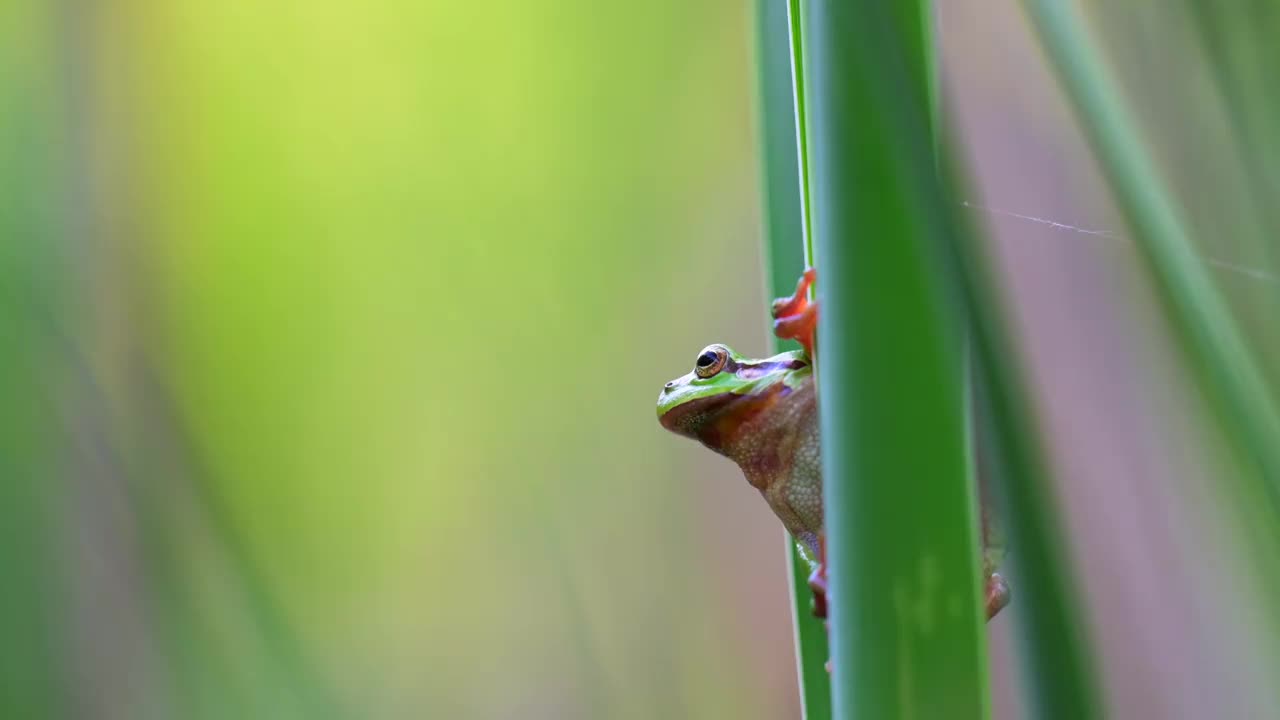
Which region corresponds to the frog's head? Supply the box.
[657,344,810,452]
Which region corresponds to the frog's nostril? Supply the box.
[664,381,675,390]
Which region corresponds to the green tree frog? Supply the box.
[657,269,1009,621]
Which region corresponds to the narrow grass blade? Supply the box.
[786,0,813,259]
[752,0,831,717]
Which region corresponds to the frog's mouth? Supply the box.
[658,384,791,452]
[658,392,736,438]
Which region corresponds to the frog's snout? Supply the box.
[657,379,684,421]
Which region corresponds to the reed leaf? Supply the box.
[802,0,988,715]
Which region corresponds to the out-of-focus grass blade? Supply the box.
[930,3,1104,715]
[802,0,988,716]
[752,1,831,717]
[1181,1,1280,257]
[1019,0,1280,509]
[124,398,345,720]
[0,3,67,716]
[940,166,1104,717]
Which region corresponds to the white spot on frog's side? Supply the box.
[795,532,820,561]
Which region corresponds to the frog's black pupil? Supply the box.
[697,352,716,367]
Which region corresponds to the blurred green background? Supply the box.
[6,0,1280,718]
[2,0,802,717]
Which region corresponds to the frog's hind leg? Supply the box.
[806,533,832,673]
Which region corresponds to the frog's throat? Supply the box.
[659,382,794,453]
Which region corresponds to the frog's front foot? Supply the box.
[771,268,818,358]
[806,531,829,619]
[985,572,1010,620]
[808,564,828,619]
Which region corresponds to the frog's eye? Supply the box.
[694,345,730,378]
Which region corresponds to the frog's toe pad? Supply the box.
[985,572,1011,620]
[808,568,829,619]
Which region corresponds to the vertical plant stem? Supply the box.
[931,2,1102,712]
[753,0,831,717]
[939,135,1104,718]
[786,0,813,262]
[803,0,988,716]
[0,4,73,716]
[959,258,1104,719]
[932,3,1100,718]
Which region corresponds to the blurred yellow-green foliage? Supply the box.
[2,1,804,717]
